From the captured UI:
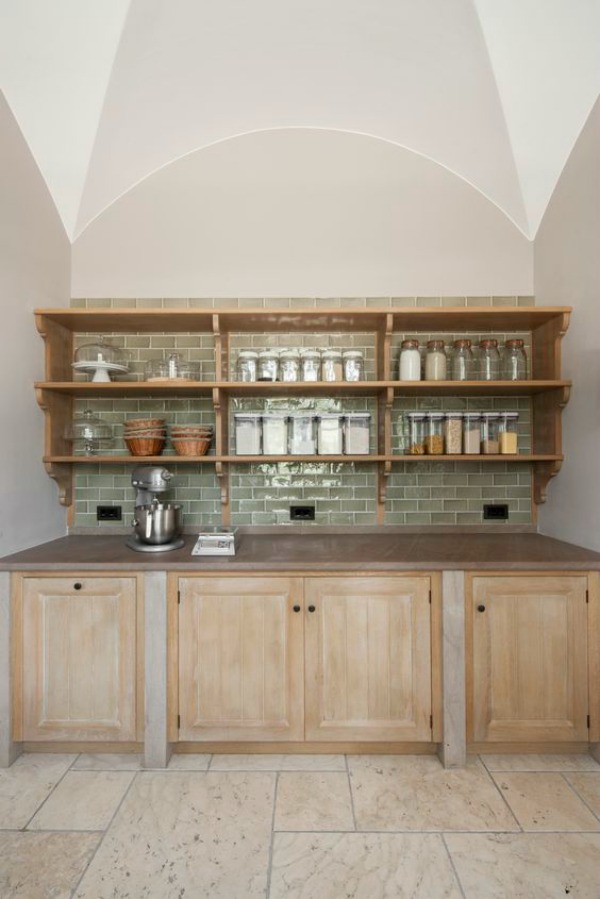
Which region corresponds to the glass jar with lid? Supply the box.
[257,349,279,381]
[236,350,258,382]
[64,409,113,455]
[279,349,301,382]
[399,339,421,381]
[407,412,426,455]
[481,412,500,453]
[145,352,200,382]
[425,340,447,380]
[342,350,364,382]
[462,413,482,454]
[426,412,445,455]
[444,412,463,454]
[499,411,519,454]
[321,349,343,382]
[300,349,321,382]
[501,339,528,381]
[451,339,474,381]
[478,339,501,381]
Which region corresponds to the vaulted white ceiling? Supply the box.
[1,0,599,241]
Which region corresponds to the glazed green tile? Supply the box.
[134,297,163,307]
[456,512,485,523]
[490,296,518,306]
[454,487,483,499]
[391,297,417,307]
[415,474,445,486]
[517,296,536,306]
[442,499,470,511]
[441,297,467,306]
[70,297,87,307]
[89,298,111,308]
[431,513,458,524]
[98,489,126,501]
[466,297,492,306]
[405,512,432,525]
[403,487,431,499]
[482,487,507,499]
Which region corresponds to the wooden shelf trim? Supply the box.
[44,453,563,464]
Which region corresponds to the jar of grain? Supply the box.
[342,350,364,382]
[451,339,474,381]
[288,414,317,455]
[399,339,421,381]
[462,413,482,454]
[344,413,371,454]
[300,349,321,382]
[321,349,343,382]
[317,414,344,455]
[407,412,426,455]
[425,340,447,380]
[234,413,262,455]
[444,412,463,454]
[478,339,501,381]
[499,411,519,454]
[426,412,445,455]
[481,412,500,454]
[262,413,288,455]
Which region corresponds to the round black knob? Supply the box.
[74,582,82,591]
[293,605,301,613]
[477,604,486,612]
[308,605,316,613]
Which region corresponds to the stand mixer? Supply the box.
[125,465,185,553]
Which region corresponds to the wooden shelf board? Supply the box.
[390,380,570,396]
[44,453,562,464]
[36,381,218,397]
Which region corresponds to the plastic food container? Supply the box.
[300,349,321,382]
[317,414,343,455]
[344,413,370,455]
[342,350,364,382]
[407,412,426,455]
[236,350,258,382]
[444,412,463,454]
[481,412,500,453]
[234,413,262,454]
[321,349,343,382]
[262,413,288,454]
[426,412,445,455]
[288,414,317,455]
[462,413,482,454]
[499,411,519,454]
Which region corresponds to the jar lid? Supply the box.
[426,340,445,349]
[401,339,420,349]
[481,411,500,419]
[234,412,262,419]
[407,412,426,420]
[238,350,258,358]
[258,349,278,358]
[505,339,525,348]
[463,412,482,420]
[321,349,342,358]
[64,409,112,440]
[262,413,289,420]
[345,412,371,420]
[428,412,445,420]
[300,348,321,357]
[342,350,363,358]
[479,338,498,348]
[445,412,463,418]
[453,339,472,348]
[502,411,520,419]
[279,349,300,359]
[317,413,343,420]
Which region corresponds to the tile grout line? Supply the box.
[440,833,468,899]
[20,754,80,832]
[265,771,279,899]
[345,755,358,831]
[560,772,600,824]
[478,755,523,832]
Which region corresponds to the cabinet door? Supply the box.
[469,576,589,742]
[19,577,138,741]
[304,577,432,742]
[178,577,304,741]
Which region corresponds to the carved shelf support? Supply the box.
[533,460,563,505]
[44,462,72,507]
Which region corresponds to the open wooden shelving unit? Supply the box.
[35,306,571,524]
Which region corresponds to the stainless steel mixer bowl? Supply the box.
[132,503,183,545]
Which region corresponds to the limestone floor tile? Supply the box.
[482,753,600,772]
[0,753,77,829]
[348,755,519,832]
[73,752,143,770]
[563,773,600,819]
[74,771,275,898]
[492,773,600,831]
[446,832,600,898]
[28,770,135,831]
[210,753,346,771]
[270,832,462,898]
[0,831,100,899]
[275,772,355,831]
[167,753,211,770]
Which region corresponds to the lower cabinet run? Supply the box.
[13,575,140,742]
[173,574,438,745]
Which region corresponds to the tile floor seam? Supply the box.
[20,756,78,832]
[478,755,523,832]
[345,754,358,831]
[265,771,279,899]
[440,832,468,899]
[560,771,600,823]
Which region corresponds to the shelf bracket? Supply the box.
[215,461,229,506]
[533,460,562,505]
[378,460,392,505]
[44,462,72,506]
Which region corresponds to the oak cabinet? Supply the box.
[467,575,589,743]
[14,575,140,742]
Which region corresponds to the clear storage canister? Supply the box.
[478,339,501,381]
[499,411,519,454]
[279,349,300,383]
[501,339,528,380]
[257,349,279,381]
[451,339,474,381]
[399,339,421,381]
[288,414,317,455]
[236,350,258,382]
[444,412,463,454]
[317,414,343,455]
[481,412,500,454]
[321,349,343,382]
[425,340,447,381]
[407,412,426,455]
[462,413,482,455]
[234,413,262,455]
[262,413,288,455]
[426,412,445,455]
[301,349,321,382]
[344,413,370,455]
[342,350,364,382]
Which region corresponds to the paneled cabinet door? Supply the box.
[469,576,589,742]
[178,577,304,741]
[304,577,433,741]
[19,577,138,741]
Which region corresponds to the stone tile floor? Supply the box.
[1,752,599,898]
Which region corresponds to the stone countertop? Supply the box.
[2,531,600,571]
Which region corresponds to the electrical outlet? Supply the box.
[290,504,316,521]
[97,505,122,521]
[483,503,509,520]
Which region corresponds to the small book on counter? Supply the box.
[191,529,238,556]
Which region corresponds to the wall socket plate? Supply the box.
[97,505,122,521]
[483,503,509,520]
[290,504,316,521]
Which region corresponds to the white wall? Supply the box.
[536,97,600,550]
[72,129,533,297]
[0,91,70,555]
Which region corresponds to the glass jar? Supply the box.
[425,340,447,380]
[288,414,317,455]
[321,349,343,382]
[499,411,519,454]
[235,350,258,382]
[399,339,421,381]
[257,350,279,381]
[481,412,500,454]
[317,414,343,455]
[451,339,474,381]
[444,412,463,454]
[342,350,364,382]
[478,339,501,381]
[407,412,426,455]
[300,349,321,382]
[279,349,300,382]
[64,409,113,456]
[262,413,288,454]
[462,413,482,454]
[146,353,200,382]
[234,413,262,455]
[501,339,528,380]
[344,413,370,455]
[426,412,445,455]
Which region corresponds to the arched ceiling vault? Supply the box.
[1,0,599,242]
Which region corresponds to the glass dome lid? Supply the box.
[64,410,113,455]
[72,337,129,382]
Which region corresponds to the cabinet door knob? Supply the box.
[308,604,316,613]
[293,605,301,613]
[477,604,486,612]
[74,582,82,591]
